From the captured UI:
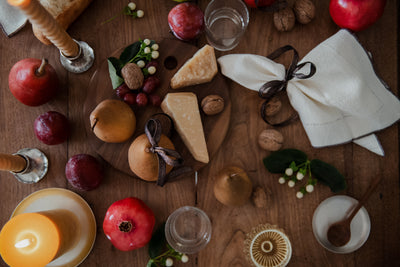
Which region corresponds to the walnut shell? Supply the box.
[273,7,296,32]
[258,129,284,151]
[252,186,268,208]
[121,63,144,90]
[201,95,224,115]
[264,97,282,116]
[293,0,315,24]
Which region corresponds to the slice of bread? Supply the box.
[33,0,93,45]
[170,44,218,89]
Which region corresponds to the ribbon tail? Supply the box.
[353,134,385,156]
[156,154,167,187]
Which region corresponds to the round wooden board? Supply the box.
[83,39,231,180]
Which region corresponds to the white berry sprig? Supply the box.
[101,2,144,25]
[278,160,317,199]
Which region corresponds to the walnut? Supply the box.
[258,129,284,151]
[264,97,282,116]
[273,7,295,32]
[201,95,224,115]
[252,186,268,208]
[293,0,316,24]
[121,63,144,90]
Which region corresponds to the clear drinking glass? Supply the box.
[165,206,212,254]
[204,0,249,51]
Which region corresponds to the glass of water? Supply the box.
[204,0,249,51]
[165,206,212,254]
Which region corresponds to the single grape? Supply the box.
[123,92,137,105]
[115,83,131,99]
[142,76,160,94]
[136,93,148,106]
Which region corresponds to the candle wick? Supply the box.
[15,238,32,248]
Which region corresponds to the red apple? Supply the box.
[168,3,204,41]
[34,111,70,145]
[103,197,155,251]
[329,0,387,32]
[244,0,276,8]
[9,58,60,106]
[65,154,103,191]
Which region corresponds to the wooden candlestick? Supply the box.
[8,0,79,57]
[0,154,27,173]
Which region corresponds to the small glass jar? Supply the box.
[165,206,212,254]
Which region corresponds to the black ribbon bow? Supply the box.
[144,118,184,186]
[259,45,316,126]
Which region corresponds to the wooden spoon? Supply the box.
[327,176,382,247]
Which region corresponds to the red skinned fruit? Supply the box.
[9,58,60,106]
[329,0,386,32]
[136,93,148,107]
[168,3,204,41]
[34,111,70,145]
[244,0,276,8]
[103,197,155,251]
[65,154,103,191]
[115,83,131,99]
[123,92,138,105]
[142,76,160,95]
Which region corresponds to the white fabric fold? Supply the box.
[218,29,400,156]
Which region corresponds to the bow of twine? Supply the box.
[259,45,316,127]
[144,118,191,186]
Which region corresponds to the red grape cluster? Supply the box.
[116,61,162,107]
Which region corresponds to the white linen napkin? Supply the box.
[218,29,400,156]
[0,0,27,37]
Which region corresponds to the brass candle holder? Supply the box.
[8,0,94,73]
[0,148,48,183]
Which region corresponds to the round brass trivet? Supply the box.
[244,224,292,267]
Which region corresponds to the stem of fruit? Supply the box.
[36,58,48,77]
[91,118,98,131]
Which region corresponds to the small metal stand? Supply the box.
[60,39,95,73]
[11,148,48,184]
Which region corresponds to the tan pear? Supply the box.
[213,166,253,206]
[128,134,174,181]
[90,99,136,143]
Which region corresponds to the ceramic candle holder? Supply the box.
[0,188,96,267]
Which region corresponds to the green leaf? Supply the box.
[120,41,141,64]
[107,58,124,89]
[123,6,132,15]
[146,260,157,267]
[263,149,308,173]
[148,222,167,259]
[289,161,298,171]
[310,159,347,193]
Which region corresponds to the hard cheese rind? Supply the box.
[170,44,218,89]
[161,93,209,163]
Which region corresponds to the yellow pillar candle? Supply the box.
[7,0,79,57]
[0,210,80,267]
[0,154,26,173]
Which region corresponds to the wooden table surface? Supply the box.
[0,0,399,266]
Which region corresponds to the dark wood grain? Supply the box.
[0,0,398,267]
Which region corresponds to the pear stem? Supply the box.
[36,58,48,77]
[91,118,98,131]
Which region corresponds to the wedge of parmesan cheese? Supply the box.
[170,45,218,89]
[161,93,209,163]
